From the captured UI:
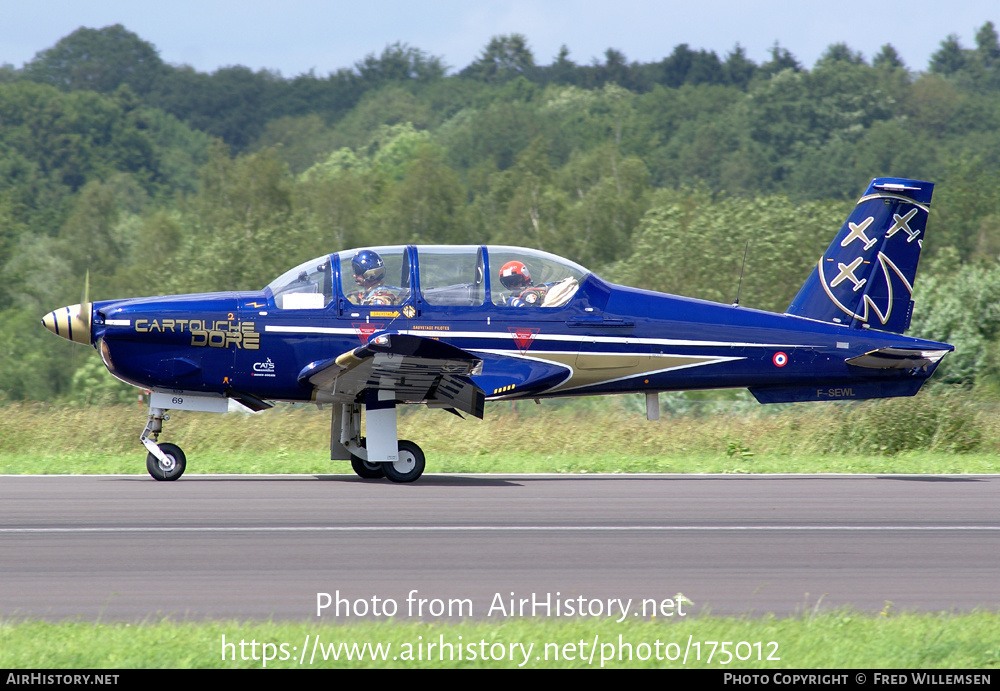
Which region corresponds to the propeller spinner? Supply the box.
[41,272,92,345]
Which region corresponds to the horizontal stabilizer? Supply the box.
[787,178,933,334]
[846,347,950,370]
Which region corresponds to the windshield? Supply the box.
[266,256,333,309]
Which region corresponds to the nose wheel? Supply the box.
[140,407,186,481]
[146,442,186,481]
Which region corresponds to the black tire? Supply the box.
[146,442,186,481]
[351,454,384,479]
[382,440,425,483]
[348,437,382,479]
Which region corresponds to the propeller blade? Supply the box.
[80,271,91,331]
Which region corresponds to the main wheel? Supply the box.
[382,440,425,483]
[348,437,382,479]
[351,455,384,479]
[146,442,186,481]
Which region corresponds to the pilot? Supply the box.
[352,249,398,306]
[498,260,548,307]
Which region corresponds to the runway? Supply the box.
[1,474,998,621]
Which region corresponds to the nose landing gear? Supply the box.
[141,407,186,481]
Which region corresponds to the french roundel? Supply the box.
[773,351,788,367]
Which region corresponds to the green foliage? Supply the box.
[460,34,536,83]
[367,123,434,180]
[67,353,138,406]
[440,96,544,172]
[162,145,300,293]
[298,123,469,248]
[558,144,651,266]
[22,25,165,95]
[325,86,436,153]
[910,255,1000,388]
[819,394,982,455]
[354,42,445,84]
[873,44,906,71]
[383,144,469,244]
[930,156,1000,258]
[0,81,158,195]
[250,114,337,174]
[745,62,904,198]
[0,309,78,401]
[930,35,969,75]
[816,42,867,67]
[725,440,753,458]
[155,65,285,151]
[614,191,846,312]
[0,78,209,313]
[58,176,145,277]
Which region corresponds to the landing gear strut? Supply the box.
[141,407,186,481]
[332,400,426,483]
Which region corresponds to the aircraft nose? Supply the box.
[41,304,92,345]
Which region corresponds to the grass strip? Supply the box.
[2,394,1000,475]
[2,612,997,669]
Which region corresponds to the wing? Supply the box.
[297,333,485,418]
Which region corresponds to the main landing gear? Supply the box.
[141,407,186,481]
[333,400,426,483]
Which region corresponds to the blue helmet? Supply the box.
[352,249,385,288]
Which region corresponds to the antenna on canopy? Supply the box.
[732,241,749,307]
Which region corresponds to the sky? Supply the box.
[1,1,997,77]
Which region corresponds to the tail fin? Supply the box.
[786,177,933,334]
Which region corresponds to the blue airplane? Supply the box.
[43,177,952,483]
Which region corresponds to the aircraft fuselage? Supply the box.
[89,273,948,407]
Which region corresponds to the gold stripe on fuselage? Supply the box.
[513,351,738,394]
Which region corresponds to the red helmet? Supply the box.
[499,261,531,290]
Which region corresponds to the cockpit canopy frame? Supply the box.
[265,245,590,311]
